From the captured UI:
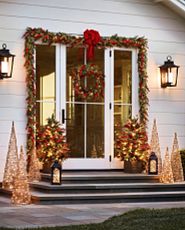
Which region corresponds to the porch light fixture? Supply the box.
[148,152,158,175]
[0,43,15,79]
[51,160,62,185]
[159,56,179,88]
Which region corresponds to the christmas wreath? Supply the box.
[71,64,104,100]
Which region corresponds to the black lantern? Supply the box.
[159,56,179,88]
[148,152,158,175]
[0,44,15,79]
[51,160,62,185]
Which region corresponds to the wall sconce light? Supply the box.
[0,43,15,80]
[159,56,179,88]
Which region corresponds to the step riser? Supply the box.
[42,178,159,184]
[31,187,185,194]
[32,195,185,205]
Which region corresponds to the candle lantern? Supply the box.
[148,152,158,175]
[51,160,62,185]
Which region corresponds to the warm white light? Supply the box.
[168,72,173,84]
[2,59,8,73]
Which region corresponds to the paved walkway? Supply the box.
[1,196,185,229]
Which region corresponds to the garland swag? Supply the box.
[24,27,149,155]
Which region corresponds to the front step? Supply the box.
[41,172,159,184]
[1,171,185,204]
[31,191,185,204]
[30,181,185,194]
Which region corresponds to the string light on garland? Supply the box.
[2,122,18,190]
[171,133,184,182]
[23,27,149,155]
[11,146,31,205]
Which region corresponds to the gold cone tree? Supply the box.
[2,122,19,190]
[150,119,162,174]
[28,146,41,182]
[171,133,184,182]
[11,146,31,205]
[160,147,174,184]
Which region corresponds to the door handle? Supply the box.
[62,109,71,124]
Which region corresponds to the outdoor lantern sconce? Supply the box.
[148,152,158,175]
[159,56,179,88]
[0,43,15,80]
[51,160,62,185]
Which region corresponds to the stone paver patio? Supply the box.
[1,196,185,228]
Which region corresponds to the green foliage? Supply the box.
[36,114,69,163]
[115,117,150,162]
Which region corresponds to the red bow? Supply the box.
[84,29,101,60]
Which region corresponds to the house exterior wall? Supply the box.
[0,0,184,181]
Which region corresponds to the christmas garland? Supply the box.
[23,27,149,154]
[71,64,104,100]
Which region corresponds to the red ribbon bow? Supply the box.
[84,29,101,61]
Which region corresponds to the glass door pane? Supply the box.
[36,45,56,126]
[114,50,132,157]
[66,48,104,159]
[87,104,104,158]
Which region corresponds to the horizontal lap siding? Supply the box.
[0,0,185,179]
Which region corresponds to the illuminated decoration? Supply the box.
[36,114,69,164]
[150,119,162,174]
[23,27,149,157]
[115,117,150,163]
[159,56,179,88]
[71,64,104,100]
[51,160,62,185]
[148,152,158,175]
[11,146,31,205]
[0,43,15,79]
[171,133,184,182]
[160,147,174,184]
[2,122,18,190]
[28,147,41,182]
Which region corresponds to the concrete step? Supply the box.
[31,190,185,204]
[30,181,185,194]
[41,172,159,184]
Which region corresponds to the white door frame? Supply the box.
[55,45,138,169]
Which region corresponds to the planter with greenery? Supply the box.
[36,114,69,172]
[115,117,150,173]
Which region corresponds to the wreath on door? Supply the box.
[71,64,104,100]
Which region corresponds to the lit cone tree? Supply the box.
[2,122,19,190]
[11,146,31,205]
[171,133,184,182]
[150,119,162,174]
[160,147,174,183]
[28,146,41,182]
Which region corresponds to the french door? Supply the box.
[36,45,138,169]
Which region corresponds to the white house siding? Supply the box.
[0,0,184,180]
